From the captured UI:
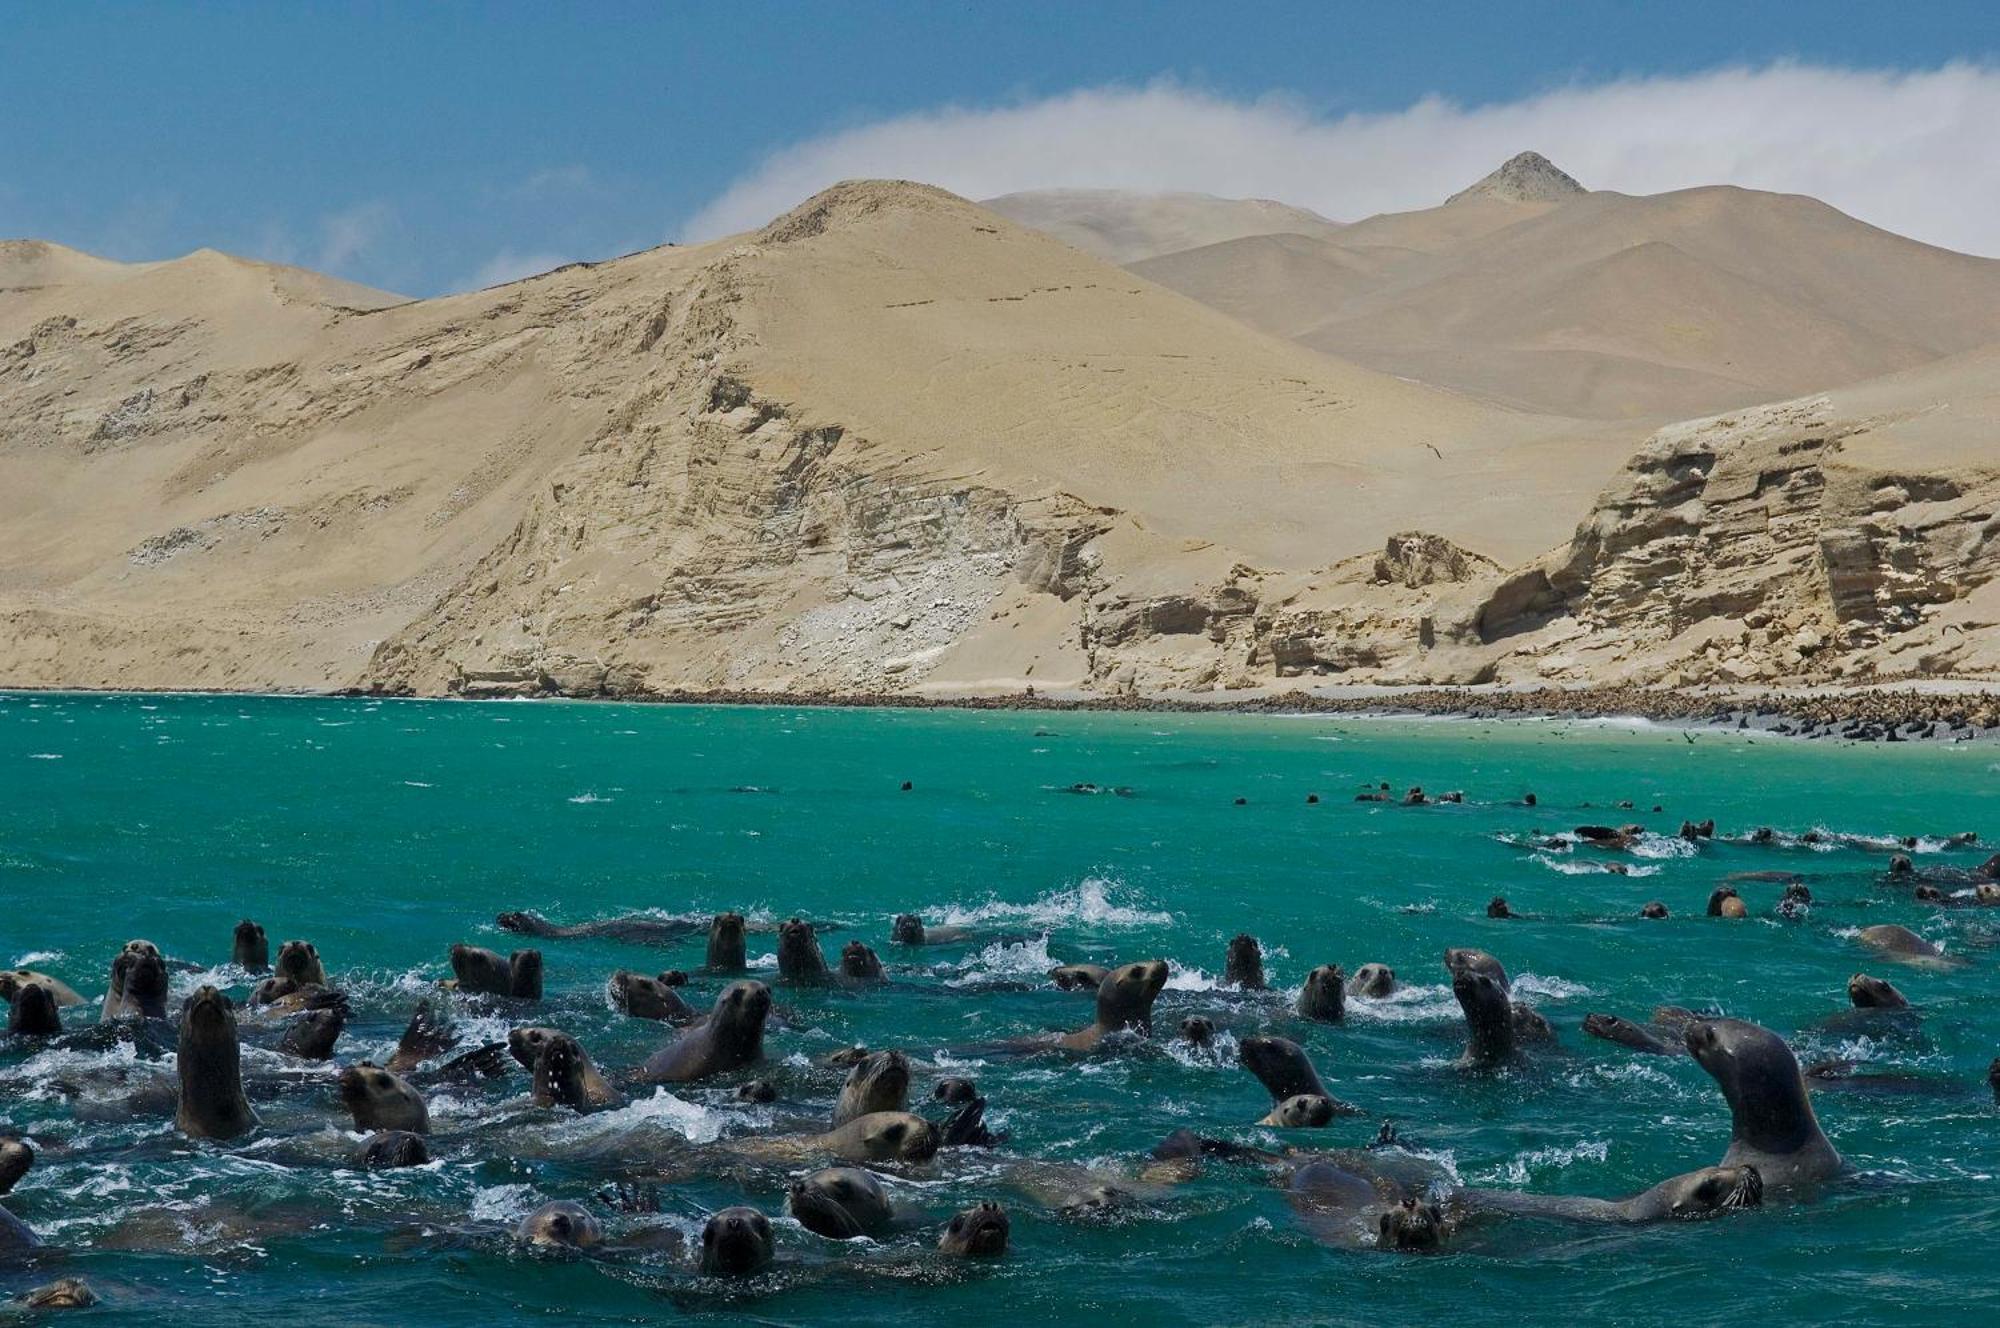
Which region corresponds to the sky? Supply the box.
[4,1,1999,295]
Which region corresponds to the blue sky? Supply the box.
[5,2,1998,294]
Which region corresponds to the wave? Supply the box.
[927,877,1174,930]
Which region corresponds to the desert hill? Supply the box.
[981,188,1344,264]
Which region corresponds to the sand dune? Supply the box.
[981,188,1344,264]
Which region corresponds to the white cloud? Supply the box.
[317,201,395,271]
[465,249,570,289]
[684,63,2000,257]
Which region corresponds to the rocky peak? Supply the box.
[1444,151,1586,206]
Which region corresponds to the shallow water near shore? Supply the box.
[3,691,1997,1325]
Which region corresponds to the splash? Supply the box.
[929,877,1174,929]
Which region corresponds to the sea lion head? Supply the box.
[1348,963,1396,998]
[776,919,827,977]
[891,914,926,945]
[839,1050,910,1118]
[1988,1057,2000,1102]
[1451,968,1515,1060]
[843,1111,938,1162]
[515,1200,603,1250]
[507,1025,558,1070]
[1177,1016,1215,1048]
[1377,1197,1447,1252]
[839,940,884,980]
[337,1061,429,1134]
[706,912,747,969]
[938,1201,1009,1257]
[1977,882,2000,906]
[1268,1093,1337,1127]
[1640,901,1669,919]
[1048,963,1106,991]
[531,1032,593,1112]
[1659,1163,1763,1219]
[1486,896,1514,918]
[1915,884,1944,903]
[13,1280,97,1311]
[698,1206,774,1276]
[788,1166,891,1239]
[1706,886,1740,917]
[358,1130,430,1169]
[232,920,269,970]
[1847,974,1908,1010]
[1442,947,1507,987]
[1224,934,1265,989]
[933,1076,979,1105]
[1238,1035,1322,1101]
[1094,960,1169,1034]
[180,983,237,1035]
[710,980,774,1047]
[1887,854,1915,877]
[1683,1019,1813,1147]
[736,1079,779,1104]
[610,970,687,1020]
[0,1137,32,1195]
[273,940,324,986]
[1297,964,1346,1022]
[7,981,61,1037]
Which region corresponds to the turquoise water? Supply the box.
[2,691,1997,1325]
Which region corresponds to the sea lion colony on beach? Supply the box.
[3,796,1996,1305]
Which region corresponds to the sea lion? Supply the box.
[251,939,327,1006]
[516,1200,604,1249]
[1777,883,1813,919]
[789,1166,894,1238]
[1582,1011,1681,1056]
[1286,1156,1446,1252]
[277,1001,345,1061]
[938,1201,1009,1256]
[358,1130,430,1169]
[838,941,885,981]
[1259,1094,1339,1128]
[1706,886,1741,917]
[1056,960,1168,1050]
[776,919,830,982]
[448,944,542,999]
[1443,947,1507,985]
[1238,1035,1358,1113]
[833,1050,910,1127]
[0,1138,30,1196]
[698,1207,774,1276]
[1225,934,1267,990]
[6,981,61,1037]
[176,986,259,1140]
[386,1000,454,1072]
[1465,1163,1763,1223]
[1680,819,1715,841]
[530,1032,628,1114]
[1640,901,1669,919]
[813,1112,939,1164]
[0,1202,34,1255]
[891,914,977,945]
[1297,965,1346,1023]
[1855,924,1951,964]
[933,1077,980,1105]
[1451,965,1516,1066]
[610,970,694,1021]
[231,920,269,972]
[1486,897,1515,919]
[1684,1018,1843,1187]
[1177,1016,1216,1048]
[337,1062,430,1135]
[0,969,83,1007]
[496,911,697,944]
[1049,963,1108,991]
[103,942,169,1021]
[1576,824,1636,850]
[737,1079,779,1104]
[10,1279,96,1309]
[706,912,748,971]
[1847,974,1909,1010]
[639,980,771,1083]
[1348,964,1396,998]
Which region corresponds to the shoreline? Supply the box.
[7,680,1999,742]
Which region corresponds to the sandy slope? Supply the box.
[981,188,1344,264]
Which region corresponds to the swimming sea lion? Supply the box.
[1639,901,1669,919]
[1225,934,1267,990]
[1049,964,1108,991]
[531,1031,628,1114]
[277,1001,346,1061]
[358,1130,430,1169]
[6,982,61,1037]
[0,1138,30,1196]
[1486,897,1515,919]
[496,911,697,944]
[777,919,829,982]
[639,980,771,1083]
[1238,1036,1357,1113]
[337,1062,430,1134]
[1847,974,1909,1010]
[449,944,542,999]
[737,1080,779,1104]
[892,914,977,945]
[1286,1156,1444,1252]
[811,1112,939,1164]
[1451,965,1516,1066]
[1582,1011,1681,1056]
[516,1200,604,1249]
[1684,1018,1842,1187]
[1465,1163,1763,1223]
[1706,886,1740,917]
[1348,964,1396,998]
[9,1279,95,1309]
[789,1166,894,1238]
[1259,1094,1339,1127]
[1855,924,1950,965]
[1177,1016,1216,1048]
[103,942,169,1021]
[838,941,884,981]
[1680,819,1715,841]
[176,986,258,1140]
[610,970,693,1021]
[938,1201,1009,1256]
[0,969,83,1008]
[1297,965,1346,1023]
[251,940,327,1006]
[698,1207,774,1275]
[232,920,269,972]
[933,1076,980,1105]
[706,913,747,971]
[1057,960,1168,1051]
[833,1050,910,1126]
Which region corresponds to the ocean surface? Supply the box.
[2,691,1997,1325]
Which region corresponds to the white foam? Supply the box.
[567,792,612,804]
[929,877,1173,930]
[944,935,1057,986]
[1479,1139,1611,1186]
[11,950,61,966]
